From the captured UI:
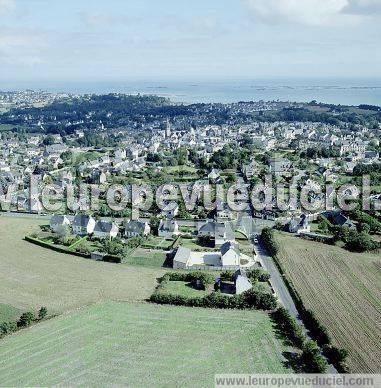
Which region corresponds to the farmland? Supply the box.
[0,216,164,314]
[0,301,292,386]
[275,232,381,373]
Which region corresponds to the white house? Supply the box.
[72,214,96,236]
[50,214,71,233]
[125,220,151,237]
[158,219,179,238]
[220,241,240,267]
[161,203,179,219]
[93,220,119,239]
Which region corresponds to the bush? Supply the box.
[323,345,349,373]
[151,280,277,311]
[261,228,279,256]
[17,311,36,328]
[300,340,328,373]
[345,231,379,252]
[0,321,17,335]
[246,268,270,282]
[220,270,235,282]
[38,306,48,320]
[271,307,306,348]
[302,310,331,346]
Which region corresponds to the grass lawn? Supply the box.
[275,232,381,373]
[180,237,217,251]
[0,217,164,314]
[123,248,167,268]
[141,236,174,250]
[158,280,210,298]
[0,301,292,386]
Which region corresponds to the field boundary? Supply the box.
[24,236,121,263]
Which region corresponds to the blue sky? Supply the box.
[0,0,380,83]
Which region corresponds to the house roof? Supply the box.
[159,219,178,232]
[332,212,351,226]
[73,214,94,227]
[125,220,147,233]
[162,203,179,212]
[173,246,191,264]
[50,214,70,226]
[220,241,240,256]
[94,220,118,233]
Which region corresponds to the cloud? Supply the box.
[0,0,14,15]
[243,0,379,26]
[0,27,48,65]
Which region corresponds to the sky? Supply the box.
[0,0,381,84]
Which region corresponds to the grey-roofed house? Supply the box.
[287,216,310,234]
[220,241,240,267]
[125,220,150,238]
[72,214,96,236]
[161,203,179,219]
[198,221,235,247]
[234,268,253,295]
[50,214,71,233]
[331,212,356,230]
[158,219,179,238]
[173,246,191,269]
[93,220,119,239]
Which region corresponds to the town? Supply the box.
[0,91,380,382]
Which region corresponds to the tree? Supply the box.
[0,321,17,335]
[42,135,55,146]
[55,224,71,245]
[104,238,124,256]
[17,311,36,328]
[149,216,160,236]
[300,340,328,373]
[38,306,48,320]
[225,173,237,184]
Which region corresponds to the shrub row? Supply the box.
[0,307,47,338]
[25,236,90,258]
[300,340,329,373]
[220,269,270,283]
[271,306,306,348]
[161,271,216,287]
[150,287,277,311]
[261,228,279,256]
[271,307,329,373]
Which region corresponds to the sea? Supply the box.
[4,78,381,106]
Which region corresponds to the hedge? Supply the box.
[270,306,306,348]
[219,269,270,283]
[261,228,279,256]
[26,236,122,263]
[25,236,90,258]
[150,285,277,311]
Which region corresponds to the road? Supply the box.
[236,170,338,374]
[254,239,299,317]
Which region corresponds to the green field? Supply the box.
[0,217,163,314]
[0,301,292,386]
